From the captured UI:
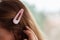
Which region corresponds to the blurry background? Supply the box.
[20,0,60,40]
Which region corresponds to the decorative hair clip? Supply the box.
[13,9,24,24]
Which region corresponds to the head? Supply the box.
[0,1,44,40]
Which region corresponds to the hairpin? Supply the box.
[13,9,24,24]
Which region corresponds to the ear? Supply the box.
[13,8,24,24]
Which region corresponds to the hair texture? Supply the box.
[0,1,44,40]
[3,0,19,1]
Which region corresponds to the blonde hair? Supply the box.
[0,1,44,40]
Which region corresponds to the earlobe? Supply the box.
[13,8,24,24]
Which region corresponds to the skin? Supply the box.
[0,26,38,40]
[0,28,15,40]
[24,26,38,40]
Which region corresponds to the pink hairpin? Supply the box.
[13,9,24,24]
